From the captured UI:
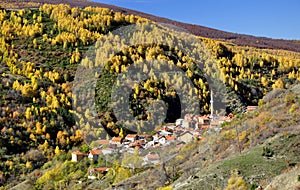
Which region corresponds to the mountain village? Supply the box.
[71,112,234,180]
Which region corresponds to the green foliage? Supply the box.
[35,158,90,189]
[250,184,258,190]
[79,144,89,153]
[262,145,274,158]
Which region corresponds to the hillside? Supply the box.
[0,1,299,189]
[1,0,300,53]
[107,85,300,189]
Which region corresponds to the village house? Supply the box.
[184,114,194,120]
[97,139,110,147]
[102,147,115,155]
[124,134,138,142]
[143,152,160,165]
[175,118,184,126]
[182,119,196,129]
[246,106,258,112]
[159,129,172,136]
[179,131,195,143]
[165,123,176,130]
[152,133,160,142]
[197,115,210,125]
[145,140,155,148]
[174,124,185,132]
[88,149,103,162]
[72,151,88,162]
[160,136,168,145]
[111,137,122,146]
[128,139,146,149]
[137,134,152,142]
[217,115,233,125]
[165,135,176,142]
[200,124,210,130]
[88,167,109,180]
[122,138,131,146]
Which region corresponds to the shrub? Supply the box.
[262,145,274,158]
[225,171,247,190]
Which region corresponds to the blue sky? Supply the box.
[93,0,300,40]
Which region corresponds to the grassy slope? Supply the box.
[173,85,300,189]
[174,132,300,189]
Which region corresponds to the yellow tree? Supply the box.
[272,78,284,89]
[225,172,247,190]
[119,128,124,139]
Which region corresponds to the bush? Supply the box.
[262,145,274,158]
[225,171,247,190]
[79,144,89,153]
[284,92,296,104]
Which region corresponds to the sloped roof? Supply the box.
[146,153,160,160]
[90,167,108,173]
[125,134,137,139]
[72,151,88,156]
[97,139,110,145]
[166,135,175,141]
[89,149,102,155]
[112,137,122,142]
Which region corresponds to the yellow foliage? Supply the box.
[272,78,284,89]
[156,186,173,190]
[225,172,247,190]
[238,131,247,142]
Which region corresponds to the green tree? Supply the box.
[80,144,89,153]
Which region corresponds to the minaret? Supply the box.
[210,89,213,119]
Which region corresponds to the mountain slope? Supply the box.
[107,85,300,189]
[0,2,299,189]
[1,0,300,52]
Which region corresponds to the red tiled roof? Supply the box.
[164,127,174,131]
[166,135,175,141]
[129,140,146,147]
[112,137,122,142]
[97,139,110,145]
[72,151,88,156]
[90,149,102,155]
[201,125,210,129]
[91,167,108,172]
[125,134,137,138]
[155,127,163,131]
